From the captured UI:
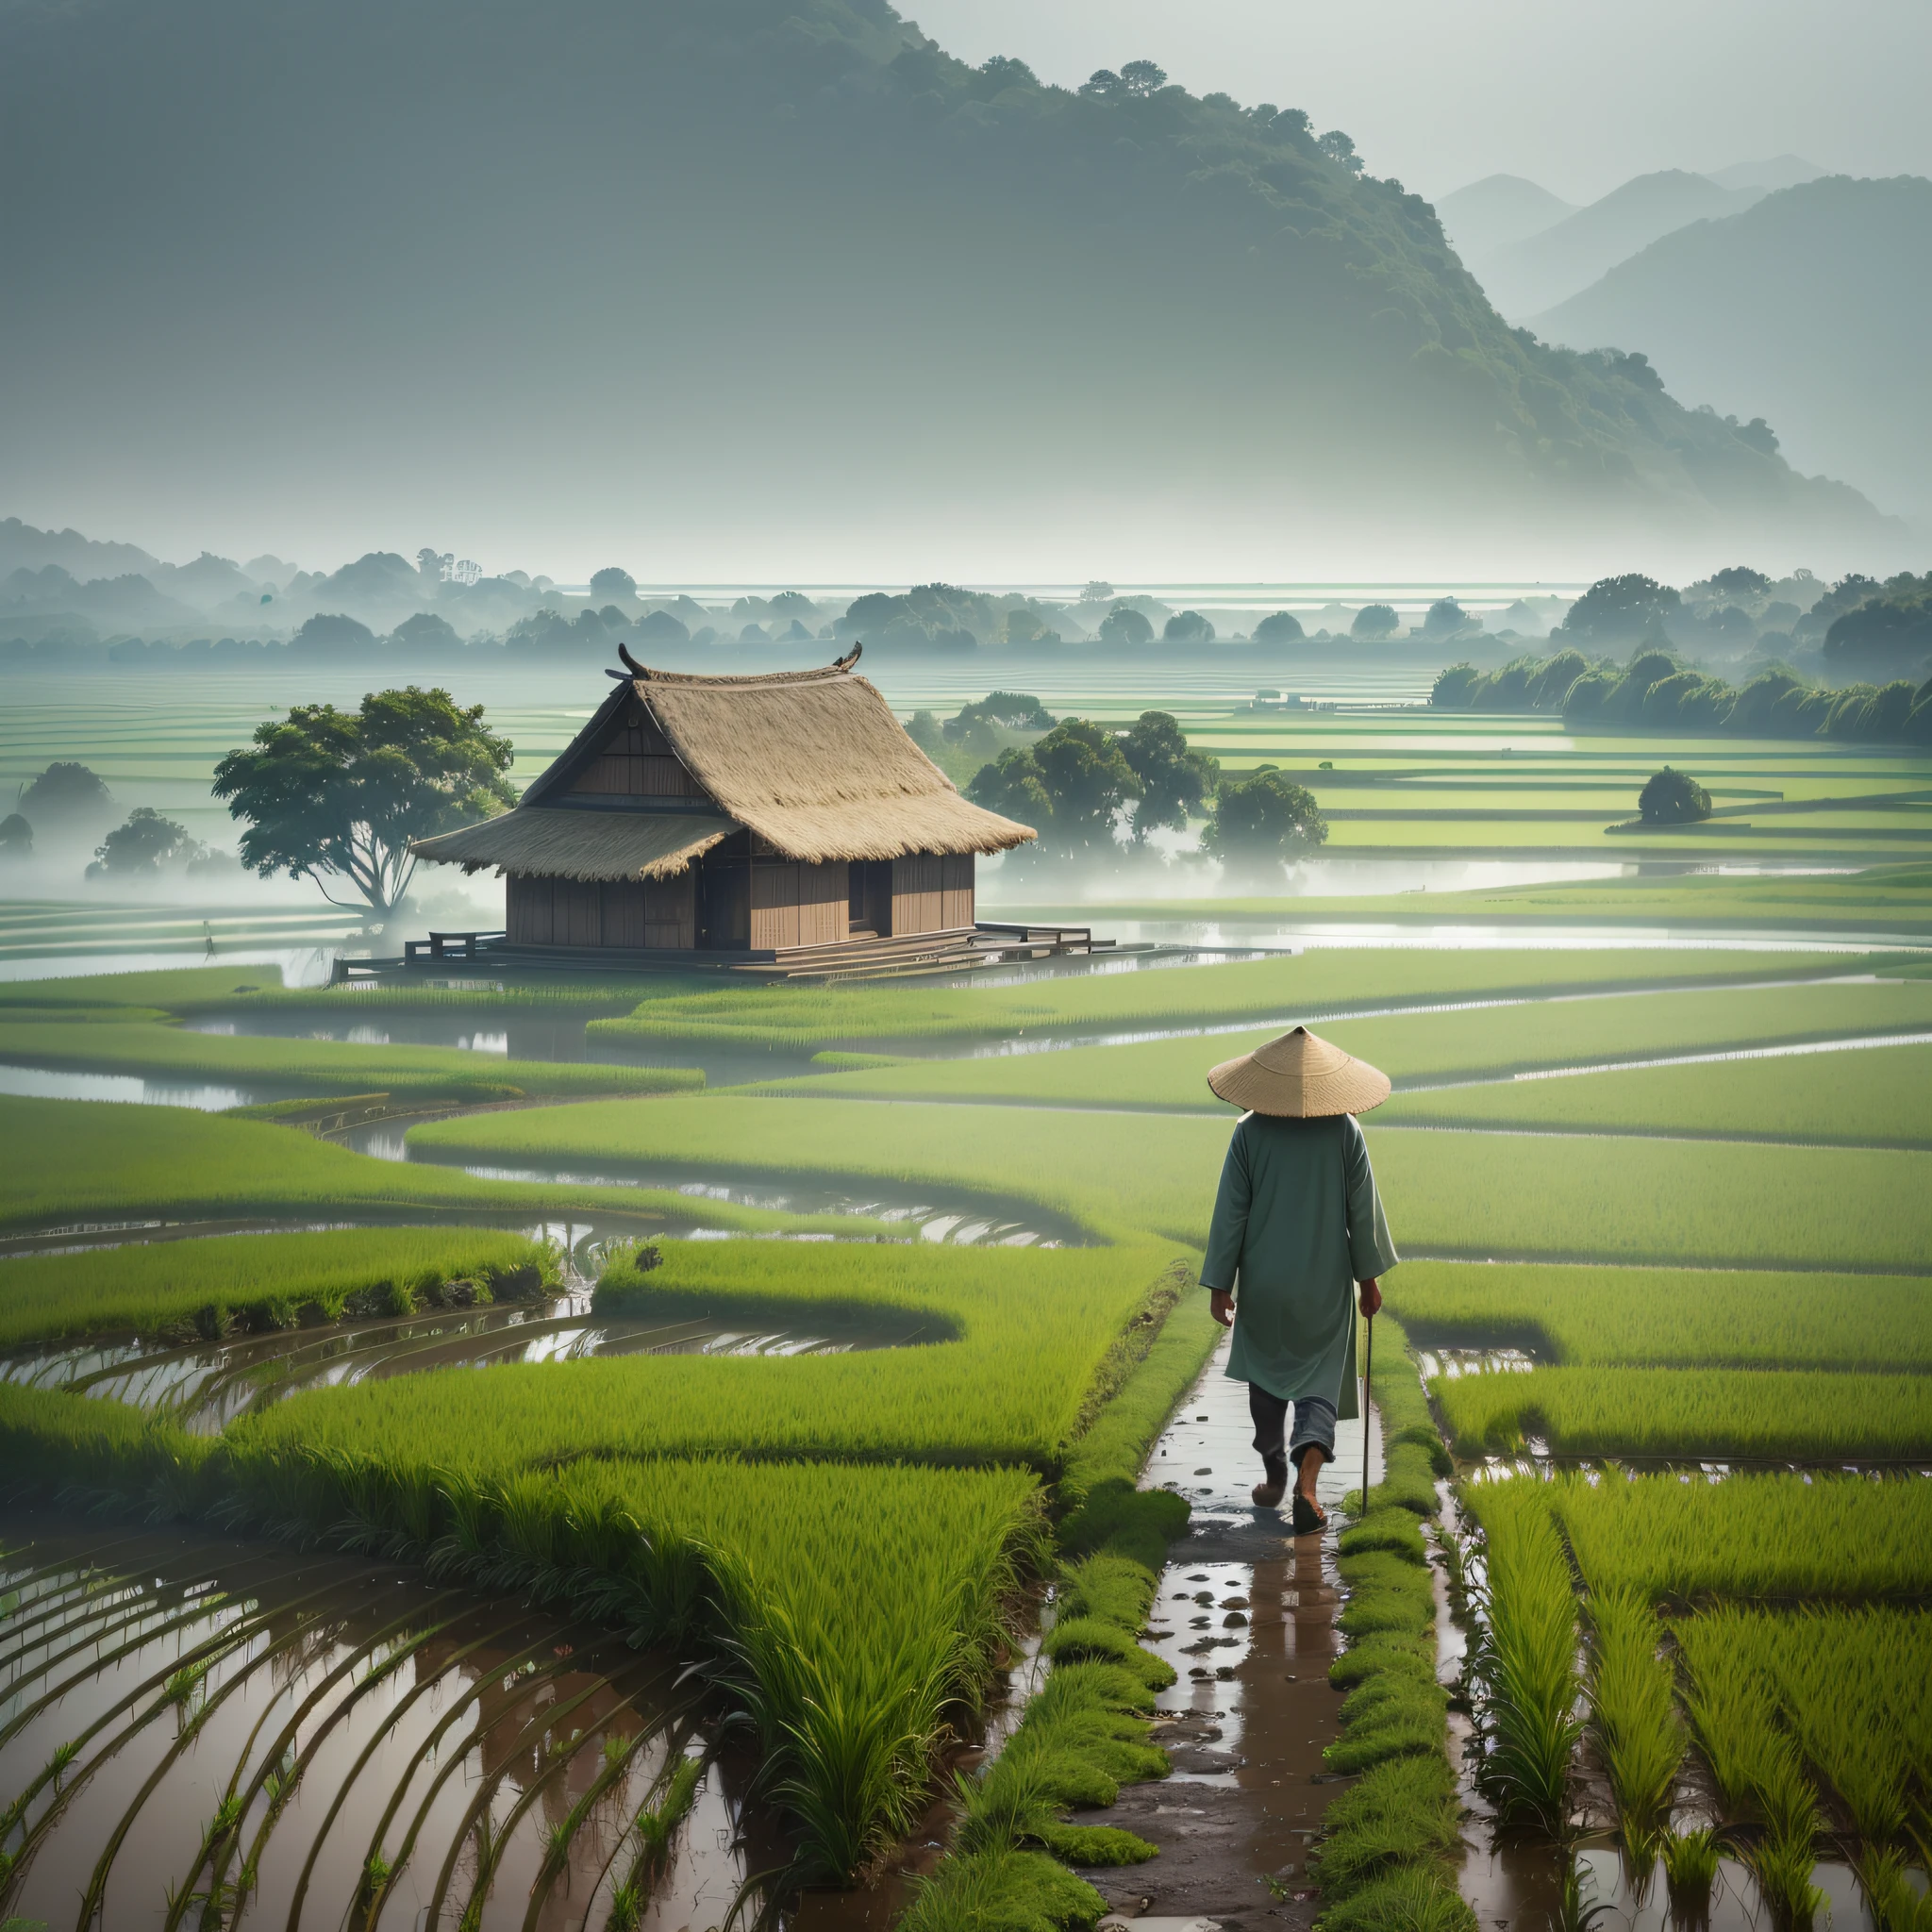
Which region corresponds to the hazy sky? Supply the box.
[911,0,1932,207]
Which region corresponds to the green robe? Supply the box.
[1200,1111,1400,1417]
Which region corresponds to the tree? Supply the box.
[976,55,1036,92]
[1163,609,1216,643]
[1352,604,1398,640]
[1121,711,1219,841]
[391,611,462,652]
[1203,771,1327,866]
[1255,610,1305,642]
[1081,580,1116,604]
[1638,767,1711,824]
[88,806,200,877]
[591,566,637,600]
[1709,566,1771,597]
[18,761,114,826]
[1078,68,1124,98]
[291,612,379,654]
[1423,597,1475,638]
[970,720,1140,855]
[1119,59,1167,95]
[1559,575,1681,645]
[636,609,691,643]
[966,745,1050,830]
[1317,129,1364,174]
[1099,605,1154,646]
[0,812,31,858]
[212,687,516,911]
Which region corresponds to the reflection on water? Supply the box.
[0,1508,781,1931]
[0,1063,258,1109]
[0,1288,935,1434]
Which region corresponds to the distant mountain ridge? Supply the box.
[0,0,1893,575]
[1534,175,1932,525]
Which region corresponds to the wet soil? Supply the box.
[1061,1331,1383,1932]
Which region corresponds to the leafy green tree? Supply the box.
[1559,575,1681,645]
[1163,609,1216,643]
[1709,566,1771,597]
[291,612,379,653]
[1317,129,1363,174]
[19,761,115,825]
[213,687,515,911]
[965,745,1051,829]
[1254,610,1305,642]
[1099,605,1155,646]
[1204,771,1327,866]
[88,806,201,877]
[1121,711,1219,841]
[0,812,33,858]
[1423,597,1475,638]
[590,567,638,599]
[391,611,462,652]
[1119,59,1167,95]
[971,720,1140,854]
[1351,603,1398,640]
[1638,767,1711,823]
[1078,68,1124,99]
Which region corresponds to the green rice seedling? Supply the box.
[1659,1826,1721,1922]
[161,1658,209,1712]
[1387,1260,1932,1374]
[1433,1366,1932,1462]
[0,1226,553,1352]
[1550,1854,1616,1932]
[584,949,1845,1058]
[0,1014,704,1104]
[1550,1472,1932,1603]
[411,1090,1932,1270]
[1462,1480,1582,1833]
[1857,1847,1932,1932]
[895,1841,1107,1932]
[1385,1036,1932,1147]
[1584,1587,1685,1860]
[0,1094,896,1242]
[355,1849,393,1922]
[231,1240,1176,1474]
[745,982,1932,1112]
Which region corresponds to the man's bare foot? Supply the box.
[1291,1490,1328,1536]
[1252,1476,1287,1508]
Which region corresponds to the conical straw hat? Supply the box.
[1206,1025,1391,1118]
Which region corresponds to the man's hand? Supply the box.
[1209,1289,1236,1329]
[1358,1278,1382,1318]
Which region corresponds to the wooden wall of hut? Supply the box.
[750,858,847,950]
[569,700,708,799]
[507,874,696,949]
[891,855,974,936]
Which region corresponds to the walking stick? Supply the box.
[1360,1303,1374,1516]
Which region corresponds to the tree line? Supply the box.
[1434,648,1932,744]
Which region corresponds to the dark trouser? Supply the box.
[1249,1385,1341,1484]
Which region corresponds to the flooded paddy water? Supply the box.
[0,1507,781,1932]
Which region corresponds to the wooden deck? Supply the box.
[338,922,1111,985]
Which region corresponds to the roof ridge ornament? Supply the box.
[833,642,862,672]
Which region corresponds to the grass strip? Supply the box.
[586,950,1843,1056]
[1432,1364,1932,1461]
[1583,1584,1685,1860]
[0,1017,703,1102]
[0,1226,556,1350]
[1548,1469,1932,1602]
[225,1239,1180,1474]
[0,1094,895,1240]
[411,1095,1932,1270]
[1383,1039,1932,1147]
[1387,1261,1932,1372]
[1308,1314,1473,1932]
[744,983,1932,1111]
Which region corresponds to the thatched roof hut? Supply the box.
[412,652,1037,961]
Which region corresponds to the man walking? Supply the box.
[1200,1025,1398,1536]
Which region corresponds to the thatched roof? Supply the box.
[416,658,1036,876]
[411,808,732,881]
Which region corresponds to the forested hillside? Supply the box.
[0,0,1890,573]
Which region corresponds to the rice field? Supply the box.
[1434,1363,1932,1460]
[0,1225,553,1349]
[742,981,1932,1110]
[1391,1260,1932,1371]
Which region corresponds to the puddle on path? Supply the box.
[0,1063,260,1110]
[0,1288,933,1434]
[0,1507,787,1931]
[1056,1329,1383,1922]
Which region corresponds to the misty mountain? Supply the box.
[1707,156,1824,192]
[0,0,1891,577]
[1435,175,1578,261]
[1534,175,1932,525]
[1474,171,1768,319]
[0,520,162,582]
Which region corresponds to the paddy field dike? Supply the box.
[1,671,1929,1931]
